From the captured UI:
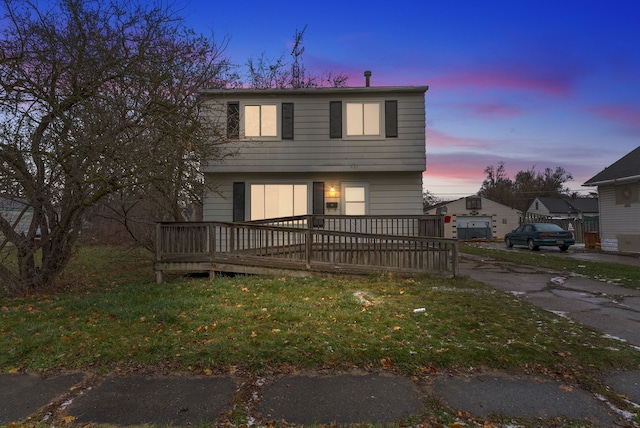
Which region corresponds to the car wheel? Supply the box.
[559,245,569,251]
[527,239,539,251]
[505,237,513,248]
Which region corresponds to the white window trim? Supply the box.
[240,102,281,140]
[343,100,383,140]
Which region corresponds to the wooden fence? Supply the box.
[155,215,455,282]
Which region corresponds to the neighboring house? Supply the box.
[199,80,428,222]
[584,146,640,253]
[527,196,599,219]
[0,196,33,236]
[424,196,521,240]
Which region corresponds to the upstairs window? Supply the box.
[330,100,397,138]
[346,102,380,136]
[245,104,277,137]
[227,102,294,140]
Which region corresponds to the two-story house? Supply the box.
[199,80,428,223]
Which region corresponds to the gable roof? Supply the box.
[534,196,598,214]
[584,146,640,186]
[425,196,521,212]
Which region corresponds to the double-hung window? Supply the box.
[343,184,368,215]
[346,102,380,136]
[227,102,294,140]
[245,104,277,137]
[330,100,397,139]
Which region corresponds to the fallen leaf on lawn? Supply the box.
[393,326,401,331]
[380,357,394,367]
[203,369,213,376]
[271,328,281,333]
[250,331,258,337]
[60,416,76,423]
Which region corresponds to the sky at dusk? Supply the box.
[185,0,640,200]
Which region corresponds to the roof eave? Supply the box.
[198,86,430,96]
[583,174,640,187]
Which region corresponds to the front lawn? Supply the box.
[1,246,638,377]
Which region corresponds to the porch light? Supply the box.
[329,187,336,197]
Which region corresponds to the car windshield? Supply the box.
[535,224,564,232]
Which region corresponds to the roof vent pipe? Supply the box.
[364,70,372,87]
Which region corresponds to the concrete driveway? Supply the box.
[460,244,640,348]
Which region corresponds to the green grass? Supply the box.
[2,246,639,375]
[461,242,640,290]
[1,245,639,427]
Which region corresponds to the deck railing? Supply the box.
[246,214,444,237]
[155,215,455,282]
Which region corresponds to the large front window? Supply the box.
[346,102,380,136]
[250,184,308,220]
[245,105,277,137]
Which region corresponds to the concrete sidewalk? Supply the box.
[1,369,638,426]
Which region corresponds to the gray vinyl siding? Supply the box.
[598,183,640,252]
[202,90,426,173]
[203,171,424,222]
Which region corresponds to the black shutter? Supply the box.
[282,102,294,139]
[227,102,239,139]
[329,101,342,138]
[233,182,245,222]
[385,100,398,138]
[312,182,325,227]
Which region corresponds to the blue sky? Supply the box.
[185,0,640,200]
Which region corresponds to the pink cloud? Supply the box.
[426,129,494,149]
[440,101,524,119]
[590,105,640,132]
[424,150,603,198]
[430,62,577,97]
[471,103,523,118]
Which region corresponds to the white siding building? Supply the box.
[584,146,640,253]
[424,196,521,240]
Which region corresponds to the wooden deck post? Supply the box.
[451,240,459,277]
[305,219,313,268]
[155,223,163,284]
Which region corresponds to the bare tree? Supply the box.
[0,0,233,293]
[478,163,573,211]
[246,25,349,88]
[422,190,441,211]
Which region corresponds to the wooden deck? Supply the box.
[155,215,457,282]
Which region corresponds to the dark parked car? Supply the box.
[505,223,575,251]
